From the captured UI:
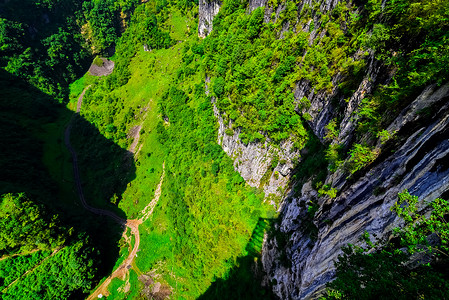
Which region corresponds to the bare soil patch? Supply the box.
[88,58,115,76]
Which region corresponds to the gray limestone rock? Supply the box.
[211,98,300,200]
[263,83,449,299]
[198,0,222,38]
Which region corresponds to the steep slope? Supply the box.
[198,0,449,298]
[69,3,277,298]
[263,83,449,298]
[3,0,447,298]
[73,0,448,298]
[0,69,113,300]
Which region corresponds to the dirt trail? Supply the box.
[141,162,165,222]
[87,219,142,300]
[2,248,61,293]
[65,86,163,299]
[77,85,91,112]
[0,249,39,262]
[128,125,142,154]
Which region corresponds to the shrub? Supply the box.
[271,155,279,170]
[326,143,343,172]
[346,144,378,174]
[325,191,449,299]
[318,185,338,198]
[213,77,226,98]
[93,56,104,67]
[377,129,393,144]
[324,119,339,141]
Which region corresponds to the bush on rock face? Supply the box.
[325,190,449,300]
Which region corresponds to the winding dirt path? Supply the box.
[65,86,164,299]
[87,219,142,300]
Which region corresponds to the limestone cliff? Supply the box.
[207,76,298,201]
[198,0,222,38]
[263,83,449,299]
[213,99,300,201]
[200,0,449,298]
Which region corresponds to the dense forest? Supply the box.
[1,0,449,299]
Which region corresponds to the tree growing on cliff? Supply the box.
[324,190,449,299]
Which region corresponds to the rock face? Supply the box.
[262,83,449,299]
[212,98,300,201]
[198,0,222,38]
[201,1,449,298]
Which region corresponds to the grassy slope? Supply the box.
[116,44,181,218]
[69,5,274,299]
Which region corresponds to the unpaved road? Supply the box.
[65,86,159,299]
[0,249,39,262]
[87,219,142,300]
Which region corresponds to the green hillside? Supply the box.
[1,0,448,299]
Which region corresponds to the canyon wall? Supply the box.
[198,0,222,38]
[199,1,449,298]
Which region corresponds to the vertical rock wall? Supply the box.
[199,1,449,299]
[212,97,300,201]
[263,84,449,299]
[198,0,222,38]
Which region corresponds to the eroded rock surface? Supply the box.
[88,58,115,76]
[212,98,300,201]
[198,0,222,38]
[263,84,449,299]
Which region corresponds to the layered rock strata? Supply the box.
[263,84,449,299]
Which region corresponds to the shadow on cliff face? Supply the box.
[0,69,136,289]
[198,218,278,300]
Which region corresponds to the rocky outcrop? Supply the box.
[88,58,115,76]
[296,52,385,146]
[198,0,222,38]
[207,0,350,200]
[262,83,449,299]
[212,98,300,202]
[248,0,268,12]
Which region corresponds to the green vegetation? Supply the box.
[0,42,124,299]
[3,238,98,300]
[345,144,379,175]
[0,0,87,100]
[325,191,449,299]
[70,1,276,297]
[0,193,64,255]
[0,251,51,290]
[152,86,271,297]
[1,0,448,298]
[199,218,275,299]
[205,4,311,145]
[0,0,140,100]
[93,56,104,67]
[292,130,328,189]
[317,185,338,198]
